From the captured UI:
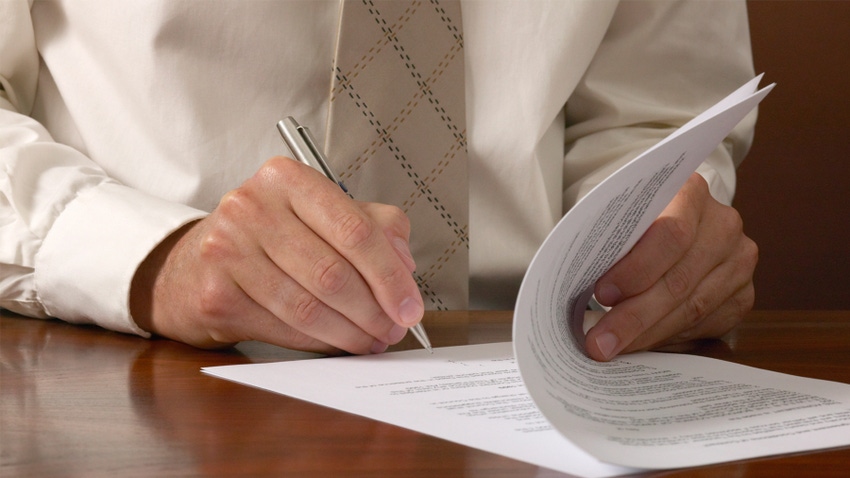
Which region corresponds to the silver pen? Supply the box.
[277,117,433,353]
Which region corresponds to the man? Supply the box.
[0,0,757,361]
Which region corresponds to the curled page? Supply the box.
[512,77,849,468]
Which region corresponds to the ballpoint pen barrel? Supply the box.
[410,323,433,353]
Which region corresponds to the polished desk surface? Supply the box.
[2,309,849,477]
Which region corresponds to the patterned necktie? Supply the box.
[325,0,468,310]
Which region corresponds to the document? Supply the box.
[203,76,850,475]
[207,342,636,477]
[512,75,850,468]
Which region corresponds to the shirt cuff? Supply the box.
[695,147,737,206]
[34,181,206,336]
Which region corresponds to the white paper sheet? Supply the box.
[203,77,850,474]
[205,342,636,477]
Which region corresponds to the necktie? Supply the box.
[325,0,468,310]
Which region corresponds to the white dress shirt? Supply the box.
[0,0,756,336]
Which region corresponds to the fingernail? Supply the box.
[370,340,389,354]
[392,237,416,272]
[388,324,408,343]
[596,283,622,305]
[398,296,424,326]
[595,332,619,360]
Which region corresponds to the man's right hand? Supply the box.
[130,156,423,355]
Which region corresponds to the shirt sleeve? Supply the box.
[0,1,205,335]
[562,0,757,209]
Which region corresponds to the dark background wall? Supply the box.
[733,1,849,310]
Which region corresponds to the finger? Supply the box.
[168,252,344,354]
[185,215,349,353]
[200,276,347,355]
[198,177,403,353]
[230,253,402,354]
[585,234,755,360]
[585,241,716,360]
[315,202,423,327]
[595,174,706,306]
[274,158,424,327]
[223,298,347,356]
[251,214,409,351]
[645,235,756,350]
[585,253,712,362]
[614,187,753,352]
[360,201,417,273]
[619,256,754,354]
[630,284,753,354]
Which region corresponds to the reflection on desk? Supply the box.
[2,310,849,477]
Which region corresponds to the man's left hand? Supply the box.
[585,173,758,361]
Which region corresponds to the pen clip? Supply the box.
[277,117,348,193]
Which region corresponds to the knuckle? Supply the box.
[686,287,753,342]
[382,204,411,233]
[662,216,696,252]
[217,188,256,217]
[663,263,692,300]
[717,206,745,238]
[683,293,711,325]
[689,173,711,194]
[195,275,235,319]
[311,255,351,296]
[740,236,759,271]
[256,156,291,183]
[290,292,326,330]
[375,262,413,290]
[198,227,236,261]
[619,308,650,338]
[211,189,265,236]
[360,202,411,239]
[332,210,375,250]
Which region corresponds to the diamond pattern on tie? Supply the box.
[325,0,468,309]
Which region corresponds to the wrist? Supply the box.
[130,220,199,336]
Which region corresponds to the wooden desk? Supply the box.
[2,310,849,477]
